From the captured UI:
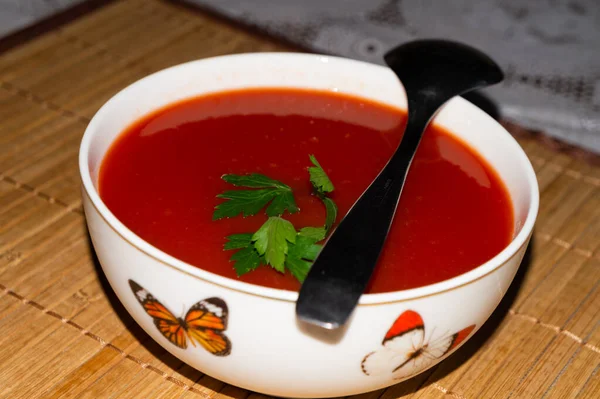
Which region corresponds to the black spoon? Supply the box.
[295,39,504,330]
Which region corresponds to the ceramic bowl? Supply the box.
[79,52,539,398]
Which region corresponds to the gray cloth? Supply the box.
[184,0,600,154]
[0,0,84,37]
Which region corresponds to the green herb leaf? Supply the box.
[298,226,326,241]
[213,174,298,220]
[307,155,338,231]
[230,246,262,276]
[292,235,322,261]
[286,235,323,282]
[284,257,311,283]
[252,216,297,272]
[222,173,289,189]
[265,190,297,217]
[224,233,254,250]
[323,197,338,231]
[308,154,334,194]
[214,189,277,220]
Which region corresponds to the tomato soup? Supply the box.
[99,88,514,293]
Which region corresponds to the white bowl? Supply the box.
[79,53,539,398]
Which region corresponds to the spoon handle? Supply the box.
[296,101,439,330]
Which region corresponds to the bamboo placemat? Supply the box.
[0,0,598,397]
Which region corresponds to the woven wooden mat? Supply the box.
[0,0,598,397]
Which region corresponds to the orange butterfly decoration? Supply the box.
[129,280,231,356]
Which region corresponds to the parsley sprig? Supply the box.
[212,174,299,220]
[214,155,337,282]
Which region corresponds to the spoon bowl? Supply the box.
[384,39,503,102]
[297,40,505,330]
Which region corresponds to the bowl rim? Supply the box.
[79,52,539,305]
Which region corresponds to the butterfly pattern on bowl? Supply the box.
[361,310,475,380]
[128,280,231,356]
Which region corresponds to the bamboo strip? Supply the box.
[0,211,82,275]
[0,112,70,149]
[562,265,600,341]
[585,321,600,351]
[17,48,116,101]
[41,328,147,399]
[0,193,81,255]
[0,90,64,140]
[573,212,600,254]
[538,171,593,222]
[151,384,194,398]
[110,372,179,399]
[74,356,149,398]
[510,236,569,309]
[0,117,75,168]
[0,196,65,239]
[36,173,83,207]
[0,309,133,398]
[543,348,600,398]
[541,257,600,331]
[0,32,68,75]
[0,182,27,217]
[518,251,591,317]
[553,189,600,245]
[5,40,98,86]
[575,365,600,398]
[58,62,155,115]
[12,146,80,191]
[510,334,582,397]
[0,220,88,289]
[0,248,92,320]
[0,87,28,117]
[536,184,598,236]
[467,323,557,397]
[0,122,82,176]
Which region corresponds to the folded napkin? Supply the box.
[0,0,85,38]
[184,0,600,154]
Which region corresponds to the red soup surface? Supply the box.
[99,88,514,294]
